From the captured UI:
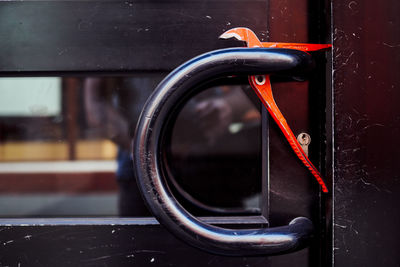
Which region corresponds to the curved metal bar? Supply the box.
[134,48,314,256]
[164,161,261,215]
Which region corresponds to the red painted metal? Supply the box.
[220,27,330,192]
[249,76,328,193]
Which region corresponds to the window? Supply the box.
[0,75,263,217]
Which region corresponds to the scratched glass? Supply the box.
[0,76,261,217]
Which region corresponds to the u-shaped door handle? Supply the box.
[134,47,314,256]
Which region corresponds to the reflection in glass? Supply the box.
[0,76,262,217]
[0,75,162,217]
[0,78,61,117]
[166,84,262,215]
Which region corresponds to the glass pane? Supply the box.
[165,83,262,215]
[0,78,61,117]
[0,75,164,217]
[0,75,262,217]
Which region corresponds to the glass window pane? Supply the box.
[165,84,262,215]
[0,75,262,217]
[0,75,162,217]
[0,78,61,117]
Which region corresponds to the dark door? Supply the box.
[331,0,400,266]
[0,0,338,266]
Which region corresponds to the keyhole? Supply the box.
[297,132,311,157]
[298,133,311,146]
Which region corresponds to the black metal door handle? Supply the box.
[134,47,314,256]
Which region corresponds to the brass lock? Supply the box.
[297,132,311,157]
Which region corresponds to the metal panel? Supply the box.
[0,224,275,267]
[0,0,267,72]
[332,0,400,266]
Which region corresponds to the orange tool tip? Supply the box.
[220,27,332,52]
[219,27,263,48]
[219,27,256,41]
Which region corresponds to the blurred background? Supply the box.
[0,75,262,218]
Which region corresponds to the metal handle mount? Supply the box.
[134,47,314,256]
